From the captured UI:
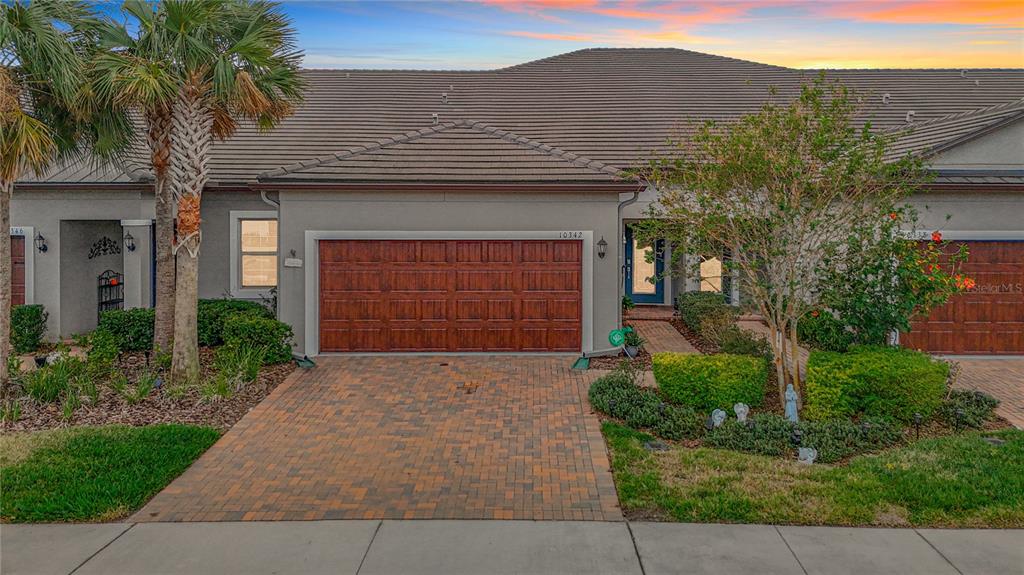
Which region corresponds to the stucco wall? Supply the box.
[277,190,621,355]
[930,118,1024,170]
[908,191,1024,235]
[59,220,124,335]
[9,189,270,338]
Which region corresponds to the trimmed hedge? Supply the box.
[676,291,738,345]
[653,352,768,412]
[804,346,948,422]
[717,326,772,360]
[11,304,48,354]
[97,308,155,352]
[588,368,704,441]
[705,414,902,464]
[197,299,272,346]
[222,314,293,364]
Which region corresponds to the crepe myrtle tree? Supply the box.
[635,78,953,409]
[1,0,131,393]
[164,0,304,382]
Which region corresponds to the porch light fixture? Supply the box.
[596,236,607,259]
[34,232,47,253]
[124,231,136,252]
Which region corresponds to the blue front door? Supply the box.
[624,226,664,304]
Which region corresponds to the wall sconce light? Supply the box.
[124,231,136,252]
[596,236,608,259]
[34,232,48,253]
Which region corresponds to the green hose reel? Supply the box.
[608,326,634,347]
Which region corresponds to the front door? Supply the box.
[625,226,664,304]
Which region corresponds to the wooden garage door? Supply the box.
[319,239,582,352]
[902,241,1024,354]
[11,236,26,306]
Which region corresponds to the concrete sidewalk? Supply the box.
[1,520,1021,575]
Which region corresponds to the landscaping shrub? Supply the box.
[222,314,293,364]
[86,329,121,382]
[717,326,772,360]
[11,304,47,354]
[215,342,267,390]
[797,310,853,352]
[705,414,902,463]
[97,308,155,352]
[804,346,948,422]
[588,364,704,441]
[939,390,999,429]
[21,354,86,404]
[197,299,272,346]
[675,291,738,345]
[653,352,768,412]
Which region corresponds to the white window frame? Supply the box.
[229,210,278,299]
[8,226,35,305]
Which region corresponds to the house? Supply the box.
[9,49,1024,355]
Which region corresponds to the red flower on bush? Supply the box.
[889,212,898,220]
[811,310,820,318]
[964,277,976,290]
[931,231,942,242]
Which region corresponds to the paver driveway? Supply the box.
[136,356,621,522]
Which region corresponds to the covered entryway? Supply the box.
[319,239,582,352]
[11,235,26,306]
[902,241,1024,354]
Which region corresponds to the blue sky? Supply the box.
[279,1,1023,70]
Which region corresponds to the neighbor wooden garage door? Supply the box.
[902,241,1024,354]
[319,239,582,352]
[10,236,26,306]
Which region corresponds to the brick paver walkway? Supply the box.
[135,356,621,522]
[624,305,675,321]
[630,321,698,355]
[953,359,1024,429]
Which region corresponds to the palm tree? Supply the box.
[162,0,304,381]
[0,0,130,393]
[93,0,183,354]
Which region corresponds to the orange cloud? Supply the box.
[822,0,1024,27]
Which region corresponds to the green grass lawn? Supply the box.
[1,425,220,523]
[604,422,1024,527]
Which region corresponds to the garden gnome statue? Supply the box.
[733,403,749,423]
[711,409,728,428]
[798,447,817,465]
[784,383,799,422]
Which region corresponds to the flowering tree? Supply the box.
[638,78,959,410]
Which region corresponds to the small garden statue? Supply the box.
[797,447,817,465]
[733,403,749,423]
[711,409,727,428]
[784,383,799,422]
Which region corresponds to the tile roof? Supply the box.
[261,120,621,183]
[16,48,1024,186]
[886,99,1024,160]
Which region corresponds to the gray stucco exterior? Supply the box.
[275,190,621,356]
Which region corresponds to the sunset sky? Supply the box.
[283,0,1023,69]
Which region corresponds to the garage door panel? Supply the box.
[902,241,1024,354]
[319,239,581,352]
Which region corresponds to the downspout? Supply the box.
[259,190,280,209]
[583,187,641,359]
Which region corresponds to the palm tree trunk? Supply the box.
[169,86,212,383]
[146,107,176,353]
[0,177,12,395]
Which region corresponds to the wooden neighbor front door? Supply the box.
[902,241,1024,354]
[319,239,583,352]
[11,235,26,306]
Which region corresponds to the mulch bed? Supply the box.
[668,318,718,354]
[3,348,295,433]
[589,347,653,370]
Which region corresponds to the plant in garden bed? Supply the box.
[10,305,48,354]
[803,346,948,422]
[653,352,767,412]
[939,390,999,430]
[1,425,220,522]
[588,362,704,441]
